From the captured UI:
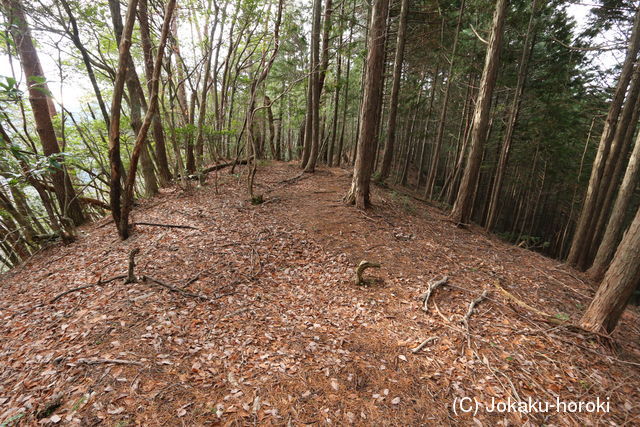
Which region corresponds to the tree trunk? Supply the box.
[194,6,219,184]
[485,0,538,231]
[304,0,325,172]
[139,0,172,185]
[450,0,507,224]
[580,204,640,334]
[343,0,389,208]
[119,0,176,238]
[3,0,85,227]
[109,0,158,197]
[424,0,465,197]
[108,0,138,236]
[588,117,640,280]
[567,5,640,267]
[378,0,408,182]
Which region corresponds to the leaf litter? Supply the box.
[0,162,639,425]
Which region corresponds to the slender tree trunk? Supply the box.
[378,0,408,182]
[450,0,507,224]
[109,0,158,197]
[582,64,640,266]
[328,33,342,167]
[139,0,172,185]
[425,0,465,197]
[108,0,138,235]
[485,0,538,231]
[119,0,176,238]
[304,0,327,172]
[344,0,390,208]
[195,6,219,185]
[336,0,356,167]
[417,66,440,189]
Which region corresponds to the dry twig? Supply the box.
[411,337,438,353]
[461,290,488,348]
[133,222,197,230]
[76,358,143,366]
[49,275,127,303]
[421,276,449,312]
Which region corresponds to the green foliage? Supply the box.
[0,412,25,427]
[0,76,21,102]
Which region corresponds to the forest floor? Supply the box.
[1,161,640,426]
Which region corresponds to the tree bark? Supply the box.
[580,204,640,334]
[108,0,158,197]
[378,0,409,182]
[108,0,138,236]
[343,0,390,208]
[119,0,176,238]
[485,0,538,230]
[2,0,85,227]
[424,0,466,197]
[139,0,172,185]
[588,117,640,280]
[450,0,507,224]
[567,5,640,267]
[304,0,325,172]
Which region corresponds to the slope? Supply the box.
[0,162,639,425]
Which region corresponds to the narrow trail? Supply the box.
[1,162,639,425]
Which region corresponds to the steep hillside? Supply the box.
[1,163,639,425]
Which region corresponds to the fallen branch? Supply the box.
[49,275,127,303]
[142,275,213,302]
[277,172,306,186]
[493,281,551,318]
[411,337,438,353]
[76,358,143,366]
[354,260,381,285]
[461,290,488,348]
[183,274,200,288]
[133,222,197,230]
[421,276,449,312]
[187,158,250,180]
[462,290,489,329]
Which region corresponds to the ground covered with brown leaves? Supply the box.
[1,162,639,426]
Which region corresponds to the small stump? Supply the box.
[354,260,381,286]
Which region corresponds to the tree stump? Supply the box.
[354,260,381,285]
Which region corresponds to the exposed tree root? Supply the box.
[49,274,127,303]
[354,260,381,285]
[420,276,449,312]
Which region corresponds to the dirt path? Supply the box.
[1,162,639,425]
